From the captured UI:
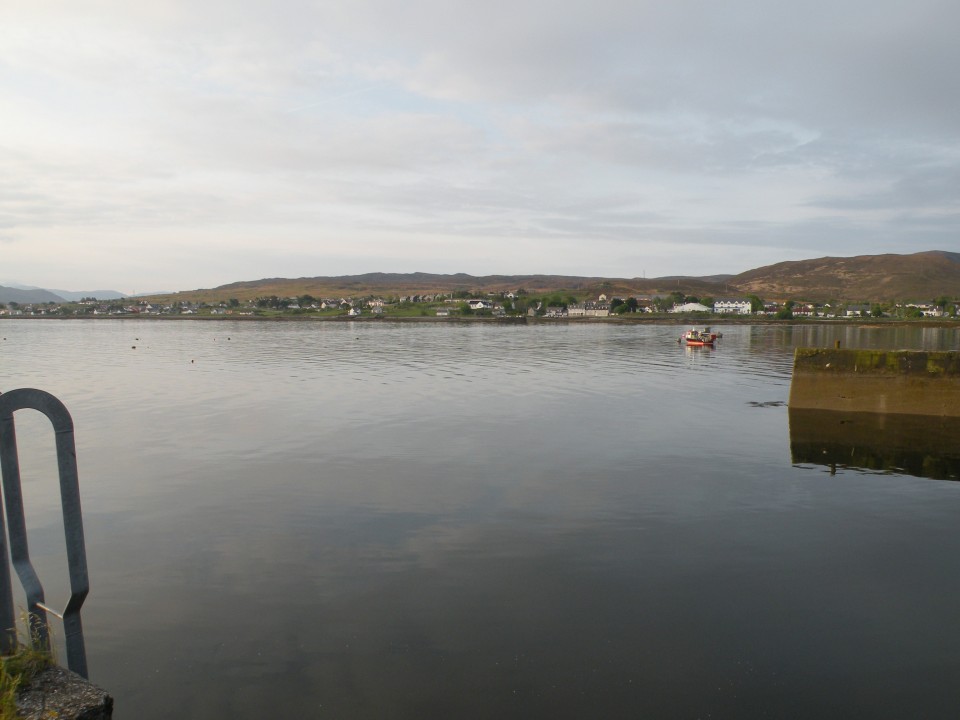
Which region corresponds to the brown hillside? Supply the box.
[730,251,960,302]
[145,273,730,303]
[139,251,960,304]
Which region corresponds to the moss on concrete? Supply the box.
[793,348,960,377]
[790,348,960,416]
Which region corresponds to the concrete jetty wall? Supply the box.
[789,348,960,417]
[17,665,113,719]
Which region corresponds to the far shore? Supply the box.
[3,314,960,328]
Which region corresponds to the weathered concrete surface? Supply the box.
[16,665,113,720]
[789,348,960,416]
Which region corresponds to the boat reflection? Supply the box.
[789,408,960,480]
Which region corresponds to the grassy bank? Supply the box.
[1,644,51,720]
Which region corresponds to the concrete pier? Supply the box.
[16,665,113,720]
[789,348,960,417]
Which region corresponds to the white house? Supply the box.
[584,302,610,317]
[714,299,752,315]
[670,302,711,313]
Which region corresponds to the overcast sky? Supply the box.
[3,0,958,293]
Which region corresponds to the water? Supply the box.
[2,320,960,718]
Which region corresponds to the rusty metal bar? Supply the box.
[0,388,90,678]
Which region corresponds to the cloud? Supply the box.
[1,0,958,290]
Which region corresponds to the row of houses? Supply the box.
[3,292,957,319]
[672,300,954,317]
[567,302,611,317]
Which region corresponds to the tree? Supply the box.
[700,297,714,309]
[747,294,764,313]
[626,297,638,312]
[775,300,795,320]
[652,295,672,312]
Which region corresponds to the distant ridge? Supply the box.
[13,251,959,305]
[171,272,732,302]
[0,282,126,302]
[0,285,66,304]
[159,251,957,303]
[49,288,126,301]
[731,250,960,302]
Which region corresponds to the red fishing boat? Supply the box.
[681,328,720,346]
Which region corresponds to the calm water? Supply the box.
[2,319,960,718]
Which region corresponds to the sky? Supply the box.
[2,0,959,294]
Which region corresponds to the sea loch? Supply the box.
[3,319,960,718]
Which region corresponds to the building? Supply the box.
[670,302,711,313]
[714,299,752,315]
[584,302,610,317]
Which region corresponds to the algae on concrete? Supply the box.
[790,348,960,416]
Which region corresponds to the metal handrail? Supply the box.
[0,388,90,678]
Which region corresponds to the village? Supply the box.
[0,292,956,320]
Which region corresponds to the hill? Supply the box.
[98,250,960,305]
[731,251,960,302]
[49,288,126,301]
[144,272,738,304]
[0,285,66,304]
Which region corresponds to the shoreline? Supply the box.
[3,315,959,328]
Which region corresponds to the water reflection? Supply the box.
[789,408,960,480]
[9,320,960,718]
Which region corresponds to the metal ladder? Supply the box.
[0,388,90,678]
